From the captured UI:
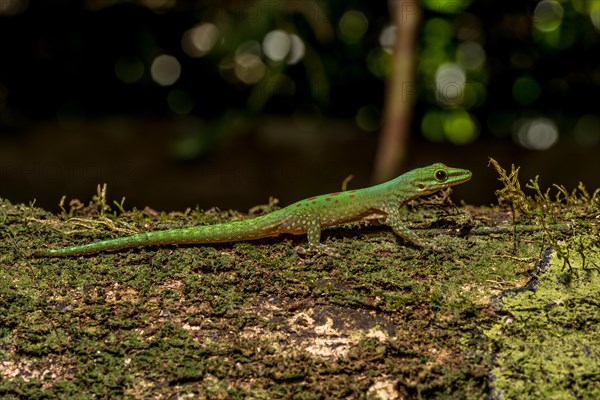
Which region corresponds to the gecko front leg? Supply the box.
[385,209,442,252]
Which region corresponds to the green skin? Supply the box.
[35,163,471,257]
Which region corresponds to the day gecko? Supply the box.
[35,163,471,257]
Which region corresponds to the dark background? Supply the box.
[1,0,599,211]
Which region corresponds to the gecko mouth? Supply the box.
[449,171,472,184]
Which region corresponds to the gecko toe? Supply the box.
[295,244,340,258]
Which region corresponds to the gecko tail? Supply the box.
[33,233,153,257]
[34,212,289,257]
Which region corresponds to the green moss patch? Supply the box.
[486,248,600,399]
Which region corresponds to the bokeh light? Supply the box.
[236,54,264,85]
[231,41,265,85]
[234,54,265,84]
[421,109,479,144]
[422,0,471,14]
[591,2,600,30]
[423,17,454,43]
[338,10,368,44]
[167,89,195,115]
[235,40,261,59]
[150,54,181,86]
[573,114,600,146]
[182,23,220,58]
[421,111,445,142]
[379,25,395,52]
[114,57,144,84]
[443,110,478,144]
[263,30,291,62]
[512,76,541,105]
[533,0,564,32]
[434,63,466,108]
[461,82,486,109]
[218,57,237,83]
[287,34,305,65]
[271,74,295,96]
[355,105,381,132]
[1,0,596,157]
[420,18,454,76]
[366,48,392,79]
[456,41,486,71]
[514,117,559,150]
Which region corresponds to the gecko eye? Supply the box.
[434,169,448,182]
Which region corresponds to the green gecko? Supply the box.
[34,163,471,257]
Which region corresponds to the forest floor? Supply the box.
[0,163,599,399]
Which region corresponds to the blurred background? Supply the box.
[0,0,599,212]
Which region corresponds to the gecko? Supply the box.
[34,163,471,257]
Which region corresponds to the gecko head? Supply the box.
[410,163,472,195]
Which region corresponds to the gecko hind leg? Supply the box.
[294,224,340,257]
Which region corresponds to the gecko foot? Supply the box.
[294,244,340,258]
[419,240,444,253]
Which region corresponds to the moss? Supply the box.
[0,164,598,399]
[486,247,600,399]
